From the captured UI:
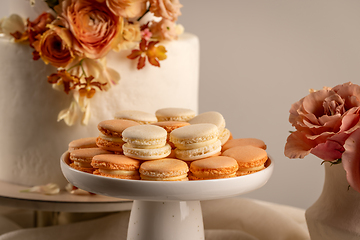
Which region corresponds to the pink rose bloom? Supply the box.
[59,0,122,59]
[150,19,178,40]
[106,0,147,19]
[149,0,182,21]
[285,82,360,161]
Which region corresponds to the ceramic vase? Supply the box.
[305,162,360,239]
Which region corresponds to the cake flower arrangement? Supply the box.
[0,0,184,126]
[284,82,360,193]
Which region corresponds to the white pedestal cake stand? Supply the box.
[61,152,274,240]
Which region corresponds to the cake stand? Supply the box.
[61,152,274,240]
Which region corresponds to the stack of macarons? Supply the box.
[96,119,140,153]
[170,123,222,162]
[66,107,269,181]
[122,125,171,160]
[188,111,231,146]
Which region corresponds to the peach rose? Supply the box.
[149,0,182,21]
[33,25,74,68]
[150,19,181,40]
[114,21,142,51]
[106,0,147,19]
[285,82,360,161]
[60,0,122,59]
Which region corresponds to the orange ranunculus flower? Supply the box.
[106,0,148,19]
[149,0,182,21]
[27,12,55,47]
[33,25,74,68]
[60,0,123,59]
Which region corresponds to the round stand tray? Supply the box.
[61,152,274,240]
[0,180,132,213]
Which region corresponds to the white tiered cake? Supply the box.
[0,0,199,188]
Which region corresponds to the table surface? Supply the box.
[0,180,132,213]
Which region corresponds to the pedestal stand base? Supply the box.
[127,200,204,240]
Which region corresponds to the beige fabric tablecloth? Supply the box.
[0,198,310,240]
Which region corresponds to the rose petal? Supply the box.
[310,140,344,161]
[342,128,360,193]
[284,131,315,159]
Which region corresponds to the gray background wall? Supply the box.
[178,0,360,209]
[2,0,360,209]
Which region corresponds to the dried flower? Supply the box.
[48,69,79,94]
[21,183,60,195]
[0,14,26,38]
[65,183,95,195]
[57,100,79,126]
[127,38,167,69]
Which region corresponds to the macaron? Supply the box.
[114,110,158,124]
[221,138,267,152]
[139,158,189,181]
[189,156,239,180]
[96,119,140,153]
[222,145,268,176]
[152,121,190,148]
[92,154,141,180]
[68,137,98,152]
[122,125,171,160]
[155,108,196,122]
[188,111,230,145]
[170,123,221,161]
[69,148,111,173]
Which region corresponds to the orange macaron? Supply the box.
[69,148,111,173]
[189,156,238,180]
[139,158,189,181]
[222,145,268,176]
[92,154,141,180]
[68,137,98,152]
[221,138,267,152]
[96,119,140,153]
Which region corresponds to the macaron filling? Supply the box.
[175,140,222,160]
[123,143,171,160]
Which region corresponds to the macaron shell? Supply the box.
[122,125,168,147]
[188,111,226,133]
[68,137,97,152]
[222,138,267,152]
[69,163,94,174]
[170,123,219,148]
[152,121,190,133]
[155,108,196,122]
[69,148,112,163]
[91,154,141,170]
[98,119,140,137]
[93,169,140,180]
[96,136,124,152]
[123,143,171,160]
[222,145,268,168]
[175,140,222,161]
[219,128,231,146]
[114,110,158,124]
[139,158,189,181]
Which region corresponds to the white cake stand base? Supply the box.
[60,152,273,240]
[128,200,203,240]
